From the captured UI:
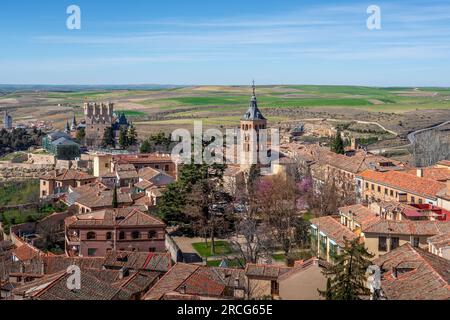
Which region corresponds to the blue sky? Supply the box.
[0,0,450,86]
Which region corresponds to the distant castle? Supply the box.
[65,102,131,148]
[2,109,13,130]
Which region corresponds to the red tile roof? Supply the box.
[374,243,450,300]
[405,168,450,182]
[39,169,96,181]
[363,219,450,236]
[310,216,359,247]
[339,204,381,229]
[358,170,446,199]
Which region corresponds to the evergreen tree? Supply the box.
[112,186,118,208]
[102,127,115,148]
[127,124,137,146]
[140,140,151,153]
[331,130,345,154]
[76,128,86,144]
[156,181,187,225]
[319,237,373,300]
[119,128,128,149]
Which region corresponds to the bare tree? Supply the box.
[256,175,302,256]
[411,129,450,167]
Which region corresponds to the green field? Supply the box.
[1,85,449,133]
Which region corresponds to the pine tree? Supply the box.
[119,128,128,149]
[140,140,151,153]
[331,130,345,154]
[127,124,137,146]
[319,237,373,300]
[102,127,115,148]
[112,186,118,209]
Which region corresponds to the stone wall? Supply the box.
[0,162,55,182]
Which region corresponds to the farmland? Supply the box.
[1,85,449,139]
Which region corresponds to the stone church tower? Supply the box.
[240,82,267,169]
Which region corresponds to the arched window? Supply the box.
[119,231,125,240]
[131,231,140,239]
[106,232,112,240]
[86,232,96,240]
[148,231,157,239]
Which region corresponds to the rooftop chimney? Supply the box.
[119,267,129,279]
[417,168,424,178]
[180,284,187,294]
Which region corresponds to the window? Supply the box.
[418,199,423,204]
[371,184,374,191]
[87,248,97,257]
[43,181,46,186]
[271,280,279,295]
[42,191,47,197]
[412,237,420,248]
[378,236,387,252]
[411,196,415,203]
[149,247,156,253]
[131,231,140,239]
[148,231,157,239]
[384,188,388,195]
[165,165,170,172]
[390,190,394,197]
[86,232,96,240]
[119,231,125,240]
[106,232,112,240]
[365,182,369,189]
[377,186,381,192]
[155,165,160,169]
[391,237,400,250]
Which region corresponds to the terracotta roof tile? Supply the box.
[310,216,359,247]
[358,170,446,199]
[374,243,450,300]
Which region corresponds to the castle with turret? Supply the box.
[80,102,130,148]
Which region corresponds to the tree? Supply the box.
[157,181,187,226]
[127,124,137,146]
[102,127,115,148]
[307,175,355,217]
[119,128,128,149]
[76,127,86,144]
[112,186,118,208]
[319,238,373,300]
[411,129,450,167]
[180,162,228,255]
[140,140,151,153]
[331,130,345,154]
[256,175,302,256]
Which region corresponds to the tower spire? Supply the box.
[252,80,256,96]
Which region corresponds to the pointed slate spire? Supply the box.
[65,120,71,133]
[242,80,266,121]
